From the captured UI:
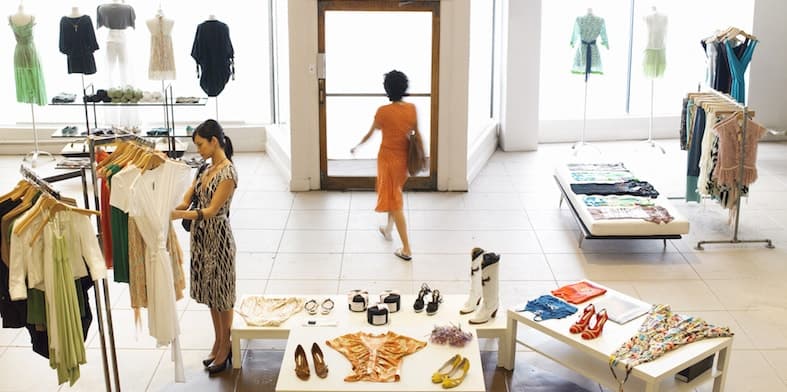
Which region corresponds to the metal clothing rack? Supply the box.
[18,165,116,391]
[695,90,774,250]
[86,135,158,392]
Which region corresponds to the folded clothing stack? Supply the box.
[52,93,77,103]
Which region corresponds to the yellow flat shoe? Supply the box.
[442,357,470,389]
[432,354,462,383]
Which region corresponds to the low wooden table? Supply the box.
[501,284,733,391]
[231,294,509,370]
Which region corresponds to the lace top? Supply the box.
[326,331,426,382]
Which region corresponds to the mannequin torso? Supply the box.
[10,5,33,26]
[645,11,668,49]
[69,7,82,18]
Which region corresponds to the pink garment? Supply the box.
[712,114,767,188]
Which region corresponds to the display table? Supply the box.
[231,294,509,370]
[501,284,733,392]
[275,326,484,392]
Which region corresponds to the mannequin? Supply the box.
[97,0,136,87]
[10,1,51,164]
[69,6,82,18]
[643,6,667,79]
[207,14,216,20]
[570,9,608,154]
[147,6,176,80]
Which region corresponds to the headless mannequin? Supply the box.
[146,6,176,80]
[10,4,33,26]
[207,14,216,20]
[69,6,82,18]
[98,0,135,87]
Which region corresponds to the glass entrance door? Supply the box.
[318,1,439,190]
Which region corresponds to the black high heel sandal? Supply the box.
[203,349,232,368]
[207,352,233,376]
[414,283,431,313]
[426,289,442,315]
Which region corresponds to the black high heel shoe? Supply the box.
[426,289,442,315]
[203,349,232,368]
[207,352,232,376]
[414,283,432,313]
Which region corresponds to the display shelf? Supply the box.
[49,98,207,107]
[51,127,88,138]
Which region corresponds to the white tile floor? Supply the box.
[1,139,786,391]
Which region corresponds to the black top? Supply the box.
[191,20,235,97]
[59,15,100,75]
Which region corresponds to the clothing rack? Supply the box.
[695,90,774,250]
[17,165,117,391]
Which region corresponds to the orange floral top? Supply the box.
[326,331,426,382]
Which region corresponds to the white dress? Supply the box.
[129,160,190,382]
[146,16,176,80]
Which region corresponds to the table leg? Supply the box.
[713,346,731,392]
[502,315,518,370]
[645,382,657,392]
[232,334,242,369]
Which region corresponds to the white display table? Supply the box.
[501,284,733,392]
[231,294,509,370]
[275,326,485,392]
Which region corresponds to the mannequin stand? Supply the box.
[23,104,54,168]
[640,79,665,154]
[572,78,600,156]
[214,96,219,122]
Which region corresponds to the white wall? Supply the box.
[286,0,472,191]
[499,0,540,151]
[749,0,787,137]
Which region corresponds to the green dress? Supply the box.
[9,16,47,106]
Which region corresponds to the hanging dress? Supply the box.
[191,20,234,96]
[147,15,176,80]
[725,39,758,104]
[571,14,608,81]
[9,17,47,105]
[642,13,667,79]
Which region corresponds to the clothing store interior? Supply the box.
[2,0,787,391]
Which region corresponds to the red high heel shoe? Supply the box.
[581,309,608,340]
[569,304,595,334]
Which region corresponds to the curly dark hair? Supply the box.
[383,70,409,102]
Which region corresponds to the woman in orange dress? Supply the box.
[351,70,423,261]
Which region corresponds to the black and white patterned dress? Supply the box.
[190,162,238,311]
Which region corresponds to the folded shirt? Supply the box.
[51,93,77,103]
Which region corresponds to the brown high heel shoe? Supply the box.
[311,342,329,378]
[294,344,310,380]
[581,309,608,340]
[569,304,595,334]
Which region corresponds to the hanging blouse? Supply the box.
[58,15,99,75]
[570,14,608,81]
[326,331,426,382]
[712,113,767,187]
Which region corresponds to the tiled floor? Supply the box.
[1,139,787,391]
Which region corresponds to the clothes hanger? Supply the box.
[29,199,100,245]
[13,193,57,235]
[0,180,31,203]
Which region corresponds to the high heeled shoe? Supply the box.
[442,357,470,389]
[207,352,232,376]
[414,283,432,313]
[581,309,608,340]
[311,342,329,378]
[426,289,442,315]
[202,349,232,368]
[432,354,462,383]
[294,344,310,380]
[569,304,595,334]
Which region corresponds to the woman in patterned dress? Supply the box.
[172,119,237,374]
[351,70,423,261]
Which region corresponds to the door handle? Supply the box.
[318,79,325,104]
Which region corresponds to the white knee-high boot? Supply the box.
[460,247,485,315]
[469,252,500,325]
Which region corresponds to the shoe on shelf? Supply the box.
[569,304,595,334]
[442,357,470,389]
[311,342,329,378]
[432,354,462,383]
[426,289,442,316]
[581,309,608,340]
[413,283,431,313]
[294,344,310,380]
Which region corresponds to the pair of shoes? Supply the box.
[61,126,78,136]
[394,248,412,261]
[414,283,431,312]
[294,343,329,380]
[432,354,470,389]
[206,351,232,375]
[378,226,393,241]
[569,304,608,340]
[413,283,442,315]
[304,298,334,315]
[202,349,232,368]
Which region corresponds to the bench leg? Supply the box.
[501,315,518,370]
[713,346,731,392]
[577,231,584,248]
[232,334,242,369]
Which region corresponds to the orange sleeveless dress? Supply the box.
[374,102,417,212]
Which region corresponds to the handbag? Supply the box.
[407,131,427,176]
[181,163,208,232]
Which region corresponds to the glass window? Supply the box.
[467,0,495,143]
[1,0,273,126]
[539,0,755,121]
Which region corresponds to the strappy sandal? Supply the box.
[320,298,334,315]
[304,299,318,315]
[394,248,412,261]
